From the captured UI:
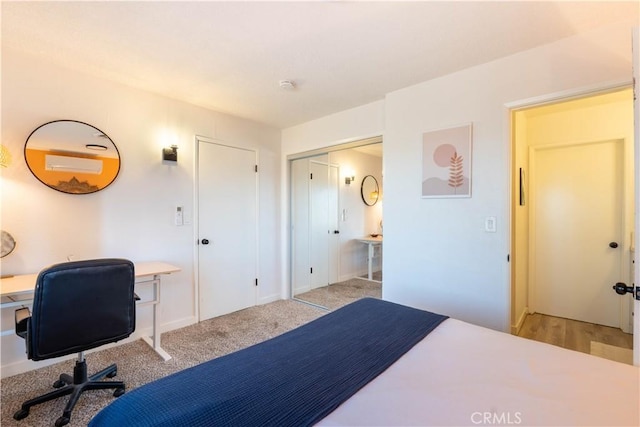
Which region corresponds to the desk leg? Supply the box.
[367,243,374,280]
[140,275,172,361]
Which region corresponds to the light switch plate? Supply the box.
[175,206,184,226]
[485,216,496,233]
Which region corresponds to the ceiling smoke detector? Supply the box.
[279,80,296,90]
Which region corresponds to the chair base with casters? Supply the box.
[12,259,136,427]
[13,351,126,427]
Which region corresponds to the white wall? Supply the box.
[382,23,635,332]
[281,101,385,156]
[282,22,636,332]
[0,48,281,377]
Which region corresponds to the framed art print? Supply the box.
[422,123,473,198]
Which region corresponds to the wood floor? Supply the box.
[517,313,633,355]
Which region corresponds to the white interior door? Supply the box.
[531,139,624,328]
[198,139,257,320]
[291,156,340,300]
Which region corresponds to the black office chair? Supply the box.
[13,258,136,427]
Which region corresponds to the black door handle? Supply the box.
[201,239,210,245]
[333,230,340,234]
[612,282,633,295]
[609,242,619,248]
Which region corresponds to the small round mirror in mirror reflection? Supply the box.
[24,120,120,194]
[361,175,379,206]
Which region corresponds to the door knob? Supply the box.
[201,239,210,245]
[612,282,633,295]
[609,242,619,248]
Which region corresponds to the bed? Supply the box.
[89,298,639,426]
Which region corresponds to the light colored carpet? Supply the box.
[295,277,382,310]
[0,300,327,427]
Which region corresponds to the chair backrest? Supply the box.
[28,258,136,361]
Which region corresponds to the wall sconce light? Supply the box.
[162,145,178,162]
[345,175,355,185]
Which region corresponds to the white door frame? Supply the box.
[194,135,259,321]
[631,27,639,366]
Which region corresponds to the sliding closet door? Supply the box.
[309,160,330,289]
[291,157,312,295]
[291,155,340,307]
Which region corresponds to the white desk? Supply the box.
[0,261,180,361]
[356,236,382,281]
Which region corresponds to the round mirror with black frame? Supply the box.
[361,175,379,206]
[24,120,120,194]
[1,230,16,258]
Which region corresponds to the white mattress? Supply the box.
[319,318,640,426]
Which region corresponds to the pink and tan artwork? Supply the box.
[422,124,472,198]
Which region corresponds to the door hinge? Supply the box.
[255,165,258,173]
[255,278,258,286]
[310,267,313,274]
[310,173,313,179]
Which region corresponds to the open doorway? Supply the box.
[511,88,634,363]
[290,138,383,310]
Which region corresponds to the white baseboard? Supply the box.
[160,315,197,333]
[293,286,311,295]
[1,315,198,379]
[258,293,282,305]
[511,307,529,335]
[1,334,145,379]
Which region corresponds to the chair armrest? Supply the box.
[15,307,30,339]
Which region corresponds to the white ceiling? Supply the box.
[2,1,638,129]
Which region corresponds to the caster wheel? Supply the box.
[113,387,125,397]
[53,379,66,388]
[55,416,70,427]
[106,369,117,378]
[13,408,29,420]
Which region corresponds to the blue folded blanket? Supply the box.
[89,298,447,426]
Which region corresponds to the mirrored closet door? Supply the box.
[290,142,383,310]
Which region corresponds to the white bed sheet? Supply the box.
[319,318,640,426]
